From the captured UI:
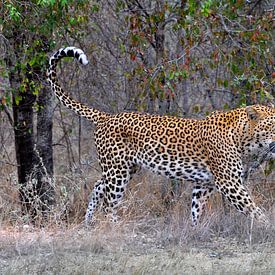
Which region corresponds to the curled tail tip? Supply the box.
[49,46,89,66]
[63,46,89,65]
[80,54,89,65]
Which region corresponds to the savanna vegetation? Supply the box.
[0,1,274,274]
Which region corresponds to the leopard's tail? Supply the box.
[47,47,109,124]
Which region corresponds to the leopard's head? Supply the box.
[245,105,275,161]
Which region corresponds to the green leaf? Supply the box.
[201,0,213,17]
[61,0,68,7]
[6,4,21,22]
[231,63,239,74]
[91,4,100,13]
[15,95,23,105]
[166,81,175,92]
[223,79,228,88]
[168,71,175,80]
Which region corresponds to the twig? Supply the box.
[1,100,14,126]
[0,160,19,167]
[249,216,254,246]
[150,44,199,82]
[247,0,263,15]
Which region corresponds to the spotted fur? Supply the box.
[47,47,275,226]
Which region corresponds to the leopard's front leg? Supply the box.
[210,155,269,225]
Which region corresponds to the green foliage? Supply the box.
[121,0,274,110]
[5,3,21,21]
[1,0,90,107]
[201,0,214,17]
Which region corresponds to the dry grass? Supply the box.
[0,217,274,274]
[0,166,274,274]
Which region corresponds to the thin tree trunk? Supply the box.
[36,86,55,210]
[11,69,38,218]
[149,21,165,113]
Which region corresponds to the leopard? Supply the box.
[47,46,275,226]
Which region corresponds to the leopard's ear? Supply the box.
[245,106,261,121]
[267,102,274,109]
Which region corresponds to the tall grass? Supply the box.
[0,155,274,275]
[0,161,274,245]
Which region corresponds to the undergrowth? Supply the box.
[0,163,274,246]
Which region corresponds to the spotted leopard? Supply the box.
[47,47,275,226]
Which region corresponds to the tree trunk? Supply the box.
[8,55,55,222]
[11,69,38,218]
[153,0,171,115]
[36,86,55,210]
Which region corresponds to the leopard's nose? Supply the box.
[269,141,275,153]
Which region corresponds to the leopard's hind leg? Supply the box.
[101,164,139,222]
[191,181,216,225]
[85,178,106,225]
[85,162,138,224]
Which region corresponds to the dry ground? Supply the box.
[0,217,274,275]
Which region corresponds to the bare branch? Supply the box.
[0,99,14,126]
